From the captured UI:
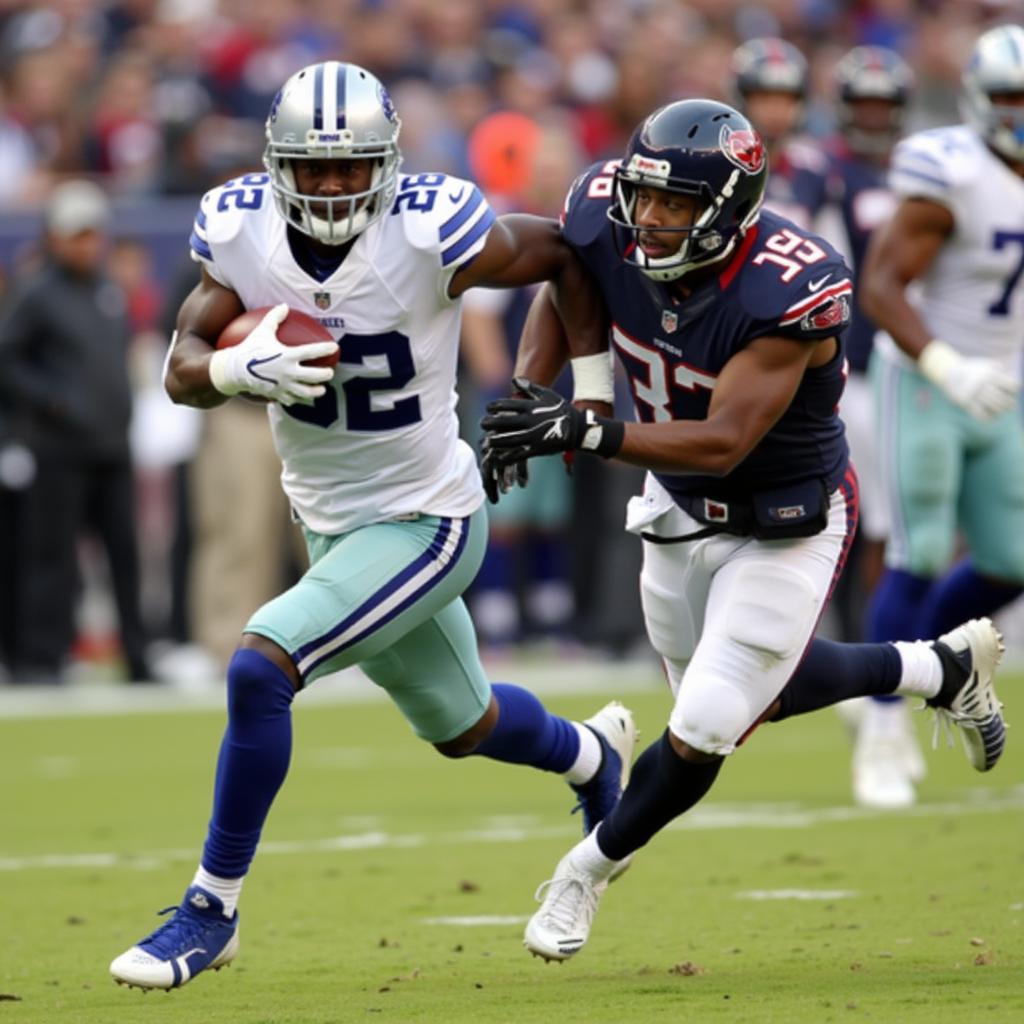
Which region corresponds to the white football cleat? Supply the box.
[524,852,607,962]
[928,617,1007,772]
[852,699,924,809]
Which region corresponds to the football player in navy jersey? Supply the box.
[481,98,1009,963]
[816,46,926,809]
[731,37,828,229]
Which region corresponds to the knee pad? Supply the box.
[725,561,817,660]
[226,648,294,719]
[670,675,753,756]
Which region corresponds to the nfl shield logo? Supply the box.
[314,291,331,310]
[661,309,678,333]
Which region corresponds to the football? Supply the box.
[216,306,339,369]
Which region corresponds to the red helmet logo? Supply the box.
[720,125,766,175]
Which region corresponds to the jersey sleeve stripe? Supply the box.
[439,187,485,242]
[440,207,496,267]
[894,147,943,168]
[189,229,213,262]
[195,206,208,230]
[890,167,950,189]
[778,280,853,325]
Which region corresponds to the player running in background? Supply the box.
[480,98,1008,962]
[859,23,1024,800]
[815,46,925,808]
[731,36,827,229]
[109,61,637,992]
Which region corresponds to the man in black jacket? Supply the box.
[0,180,151,683]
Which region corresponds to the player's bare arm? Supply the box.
[164,268,246,408]
[448,213,607,362]
[484,333,835,475]
[616,333,836,474]
[859,196,952,359]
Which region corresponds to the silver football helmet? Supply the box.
[264,61,402,245]
[961,24,1024,163]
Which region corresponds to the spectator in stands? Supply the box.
[0,180,152,683]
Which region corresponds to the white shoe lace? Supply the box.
[534,872,603,935]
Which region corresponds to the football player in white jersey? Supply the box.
[859,23,1024,803]
[109,61,638,992]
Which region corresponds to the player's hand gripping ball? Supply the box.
[216,306,338,368]
[214,305,338,404]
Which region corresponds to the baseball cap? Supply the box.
[46,180,112,237]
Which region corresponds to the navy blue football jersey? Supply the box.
[820,140,898,372]
[562,160,852,505]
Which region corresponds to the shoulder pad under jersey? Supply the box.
[736,212,854,341]
[189,173,274,288]
[889,125,983,207]
[392,172,496,273]
[560,160,620,250]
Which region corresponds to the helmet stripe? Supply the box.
[1006,28,1023,69]
[336,63,347,130]
[312,63,324,130]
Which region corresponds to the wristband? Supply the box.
[580,411,624,458]
[571,352,615,404]
[208,348,239,395]
[917,338,959,385]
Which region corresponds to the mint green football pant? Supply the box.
[245,507,492,743]
[872,353,1024,581]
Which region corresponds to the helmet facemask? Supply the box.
[265,141,401,246]
[608,157,760,282]
[263,62,403,245]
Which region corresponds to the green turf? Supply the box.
[1,681,1021,1023]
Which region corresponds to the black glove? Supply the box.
[480,438,530,504]
[481,377,624,460]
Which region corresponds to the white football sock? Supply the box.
[567,827,619,882]
[893,640,943,699]
[192,865,243,918]
[563,722,603,785]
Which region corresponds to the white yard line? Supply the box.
[0,659,663,720]
[2,790,1021,873]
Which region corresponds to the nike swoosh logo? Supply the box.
[449,187,466,203]
[807,274,832,293]
[246,354,280,384]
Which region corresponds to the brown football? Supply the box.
[216,306,339,369]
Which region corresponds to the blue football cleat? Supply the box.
[110,885,239,990]
[570,701,637,835]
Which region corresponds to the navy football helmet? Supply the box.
[961,24,1024,163]
[732,37,808,101]
[608,99,767,281]
[835,45,914,156]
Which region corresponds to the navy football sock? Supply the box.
[596,731,722,861]
[201,649,295,878]
[866,568,932,642]
[916,559,1022,637]
[471,683,580,772]
[771,638,902,721]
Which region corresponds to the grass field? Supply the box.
[1,670,1021,1024]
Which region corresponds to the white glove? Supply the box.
[918,339,1020,420]
[208,304,337,406]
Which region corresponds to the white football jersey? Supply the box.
[880,125,1024,376]
[189,171,495,534]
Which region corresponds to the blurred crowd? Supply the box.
[0,0,1021,685]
